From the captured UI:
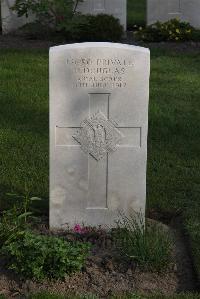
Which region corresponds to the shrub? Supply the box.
[70,14,124,42]
[2,230,91,280]
[18,22,56,39]
[113,212,172,272]
[134,19,200,42]
[12,1,123,41]
[12,0,83,36]
[12,0,83,25]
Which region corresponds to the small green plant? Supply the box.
[0,187,42,246]
[113,212,172,272]
[2,230,91,280]
[0,187,91,280]
[134,18,200,42]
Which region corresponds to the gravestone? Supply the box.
[147,0,200,28]
[50,42,150,229]
[77,0,127,30]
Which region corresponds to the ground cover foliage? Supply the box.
[0,191,91,280]
[2,230,91,279]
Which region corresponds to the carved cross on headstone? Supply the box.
[56,93,141,210]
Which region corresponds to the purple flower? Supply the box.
[73,224,90,234]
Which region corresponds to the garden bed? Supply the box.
[0,219,197,298]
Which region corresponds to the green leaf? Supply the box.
[30,197,42,201]
[18,212,33,219]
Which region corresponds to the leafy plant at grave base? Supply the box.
[2,230,91,280]
[134,18,200,42]
[0,186,42,247]
[112,212,172,272]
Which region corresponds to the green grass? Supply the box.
[113,212,172,272]
[0,49,49,210]
[28,292,200,299]
[0,48,200,284]
[127,0,146,28]
[148,49,200,280]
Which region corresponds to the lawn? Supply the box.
[0,46,200,295]
[148,48,200,280]
[0,49,49,209]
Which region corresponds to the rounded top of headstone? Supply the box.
[49,42,150,54]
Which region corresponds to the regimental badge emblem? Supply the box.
[73,111,124,161]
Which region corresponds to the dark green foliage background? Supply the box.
[69,14,124,42]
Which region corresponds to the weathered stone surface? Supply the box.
[50,42,150,228]
[147,0,200,28]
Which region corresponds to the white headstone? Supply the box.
[147,0,200,29]
[50,42,150,229]
[77,0,127,30]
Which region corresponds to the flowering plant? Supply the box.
[134,19,199,42]
[73,224,90,234]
